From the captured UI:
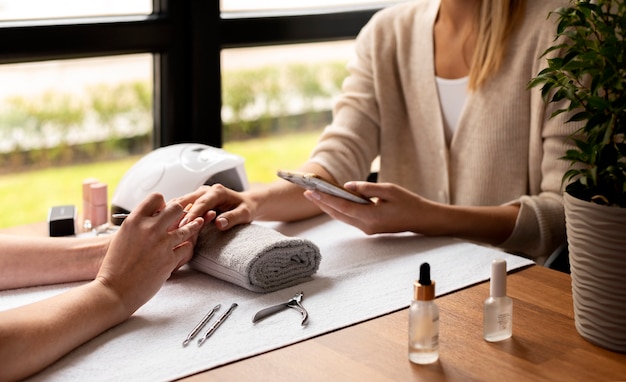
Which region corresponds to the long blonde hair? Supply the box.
[469,0,526,90]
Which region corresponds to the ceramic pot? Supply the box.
[564,192,626,353]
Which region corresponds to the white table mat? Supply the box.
[0,215,534,381]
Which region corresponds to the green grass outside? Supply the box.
[0,131,320,229]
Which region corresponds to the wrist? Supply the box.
[91,275,136,321]
[414,200,452,237]
[242,187,265,221]
[73,235,111,277]
[428,204,519,245]
[246,182,287,221]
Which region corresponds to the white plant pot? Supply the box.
[564,192,626,353]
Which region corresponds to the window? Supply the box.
[221,41,354,183]
[218,2,405,182]
[221,0,402,12]
[0,0,151,21]
[0,0,397,227]
[0,55,152,155]
[0,0,176,228]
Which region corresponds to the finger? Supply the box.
[304,189,365,217]
[169,217,203,271]
[169,188,207,212]
[171,217,204,247]
[213,204,252,230]
[134,193,167,218]
[310,195,364,228]
[344,181,386,199]
[172,241,195,272]
[153,201,186,231]
[177,185,230,226]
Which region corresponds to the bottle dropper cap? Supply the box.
[414,262,435,301]
[490,259,507,298]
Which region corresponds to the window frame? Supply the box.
[0,0,388,148]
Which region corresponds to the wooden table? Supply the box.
[183,265,626,381]
[4,223,626,381]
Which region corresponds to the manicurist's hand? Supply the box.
[97,192,205,316]
[0,192,204,381]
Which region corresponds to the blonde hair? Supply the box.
[469,0,526,90]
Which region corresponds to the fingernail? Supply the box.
[306,191,321,201]
[189,218,203,229]
[178,217,189,228]
[216,217,228,229]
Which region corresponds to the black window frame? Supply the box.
[0,0,387,148]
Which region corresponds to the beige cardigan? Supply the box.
[310,0,576,263]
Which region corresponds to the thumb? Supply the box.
[214,205,252,230]
[344,181,384,199]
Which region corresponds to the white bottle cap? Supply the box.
[490,259,507,298]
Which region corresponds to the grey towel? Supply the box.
[190,223,322,293]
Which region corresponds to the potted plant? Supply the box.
[529,0,626,352]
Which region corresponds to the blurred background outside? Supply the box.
[0,0,395,228]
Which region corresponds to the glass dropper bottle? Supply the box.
[408,262,439,364]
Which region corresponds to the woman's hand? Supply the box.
[96,192,204,316]
[172,184,259,230]
[303,181,441,235]
[303,180,520,245]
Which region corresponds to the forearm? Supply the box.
[0,280,127,381]
[0,235,109,290]
[426,203,520,246]
[251,162,331,222]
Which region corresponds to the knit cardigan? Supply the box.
[310,0,575,263]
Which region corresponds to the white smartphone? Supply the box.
[277,170,372,204]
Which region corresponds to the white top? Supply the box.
[435,75,469,145]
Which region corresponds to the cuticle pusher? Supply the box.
[198,303,238,347]
[182,304,221,347]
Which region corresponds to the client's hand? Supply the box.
[173,184,255,231]
[96,192,204,316]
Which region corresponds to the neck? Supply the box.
[438,0,480,30]
[434,0,481,79]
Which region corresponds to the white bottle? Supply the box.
[408,262,439,364]
[484,259,513,342]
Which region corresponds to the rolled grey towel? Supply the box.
[190,223,322,293]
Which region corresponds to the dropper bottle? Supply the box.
[483,258,513,342]
[408,262,439,364]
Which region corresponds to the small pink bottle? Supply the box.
[82,178,99,230]
[89,182,108,227]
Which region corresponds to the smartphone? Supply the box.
[277,170,372,204]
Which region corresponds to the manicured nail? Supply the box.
[306,191,321,201]
[179,217,189,228]
[216,217,228,229]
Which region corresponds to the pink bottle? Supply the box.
[89,182,108,227]
[82,178,99,230]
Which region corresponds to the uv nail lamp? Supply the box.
[111,143,248,225]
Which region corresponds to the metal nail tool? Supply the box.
[182,304,221,347]
[112,209,189,221]
[198,303,238,346]
[252,291,309,326]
